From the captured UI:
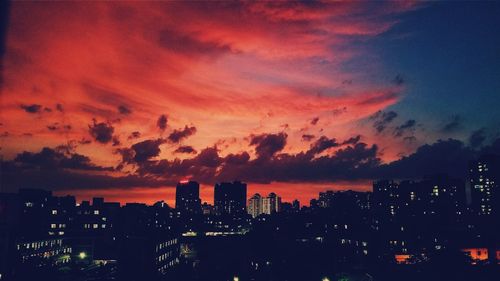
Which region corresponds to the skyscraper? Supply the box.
[469,155,500,216]
[214,181,247,216]
[175,180,201,215]
[247,193,262,218]
[262,192,281,215]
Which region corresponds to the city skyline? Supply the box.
[2,2,500,207]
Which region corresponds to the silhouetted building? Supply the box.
[469,155,500,216]
[214,181,247,216]
[292,199,300,211]
[175,180,201,215]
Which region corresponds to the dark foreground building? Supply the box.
[214,181,247,216]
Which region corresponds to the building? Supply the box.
[262,192,281,215]
[292,199,300,212]
[469,155,500,216]
[247,193,262,218]
[214,181,247,216]
[175,180,201,215]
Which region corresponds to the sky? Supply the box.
[1,1,500,206]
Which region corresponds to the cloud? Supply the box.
[370,110,398,133]
[392,74,404,85]
[55,103,64,112]
[88,119,115,144]
[13,147,113,171]
[157,114,168,131]
[129,138,166,163]
[127,131,141,140]
[469,128,486,148]
[168,125,197,143]
[393,119,416,137]
[341,135,361,145]
[47,122,71,131]
[174,145,197,154]
[118,105,132,115]
[249,132,288,159]
[310,117,320,125]
[377,138,476,179]
[302,134,315,142]
[441,115,462,133]
[308,136,338,155]
[20,104,42,113]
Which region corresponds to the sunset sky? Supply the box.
[1,1,500,205]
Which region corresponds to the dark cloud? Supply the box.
[308,136,338,155]
[393,74,404,85]
[469,128,486,148]
[88,119,115,144]
[118,105,132,115]
[341,135,361,145]
[1,159,164,192]
[128,131,141,140]
[403,136,417,143]
[441,115,462,133]
[224,152,250,165]
[378,139,475,179]
[302,134,315,142]
[310,117,320,125]
[174,145,197,154]
[168,125,197,143]
[129,138,166,163]
[332,107,347,116]
[20,104,42,113]
[112,136,121,146]
[78,138,92,145]
[56,103,64,112]
[13,147,113,171]
[370,110,398,133]
[249,132,287,159]
[157,114,168,131]
[158,28,232,58]
[47,123,72,131]
[393,119,416,137]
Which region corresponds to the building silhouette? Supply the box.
[214,181,247,216]
[175,180,201,216]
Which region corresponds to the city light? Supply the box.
[79,252,86,259]
[322,277,330,281]
[233,276,239,281]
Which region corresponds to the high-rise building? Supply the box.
[469,155,500,216]
[292,199,300,212]
[373,180,400,219]
[214,181,247,216]
[247,193,262,218]
[262,192,281,215]
[175,181,201,215]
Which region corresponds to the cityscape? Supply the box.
[1,153,499,280]
[1,1,500,281]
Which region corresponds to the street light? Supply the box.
[322,278,330,281]
[79,252,86,259]
[233,277,239,281]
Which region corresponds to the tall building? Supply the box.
[469,155,500,216]
[247,193,262,218]
[373,180,400,219]
[175,181,201,215]
[214,181,247,216]
[262,193,281,215]
[292,199,300,212]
